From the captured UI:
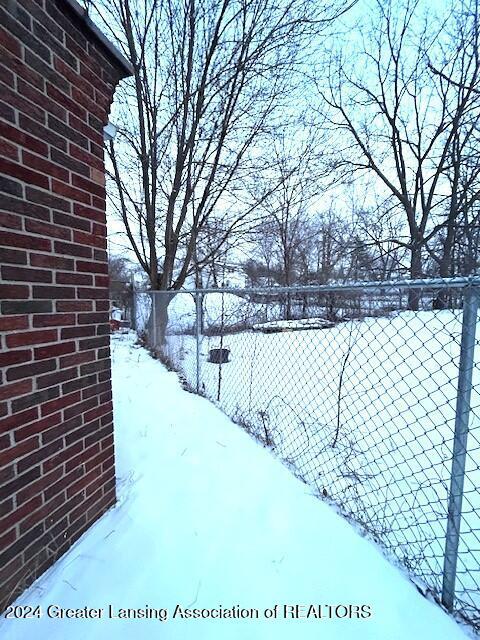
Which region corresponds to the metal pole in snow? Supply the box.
[195,291,202,393]
[442,285,479,611]
[152,292,157,350]
[130,273,136,332]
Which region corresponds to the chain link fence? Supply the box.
[135,277,480,630]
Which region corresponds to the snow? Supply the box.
[160,307,480,617]
[0,334,470,639]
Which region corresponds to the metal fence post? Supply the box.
[130,274,136,332]
[195,291,202,393]
[152,292,157,349]
[442,284,479,611]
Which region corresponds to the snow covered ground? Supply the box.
[0,334,471,639]
[161,308,480,620]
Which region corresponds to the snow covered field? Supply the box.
[161,305,480,620]
[0,334,471,639]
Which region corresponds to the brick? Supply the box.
[0,463,14,487]
[56,271,92,286]
[0,437,39,468]
[52,211,90,232]
[78,312,105,325]
[56,300,92,312]
[80,359,110,376]
[0,466,41,503]
[0,523,44,568]
[63,396,98,421]
[72,202,104,223]
[19,492,65,536]
[48,114,88,150]
[37,367,77,390]
[76,260,107,274]
[1,300,52,315]
[12,386,59,413]
[42,416,82,449]
[69,113,103,146]
[92,222,107,237]
[0,121,48,157]
[17,79,67,122]
[79,336,109,351]
[25,218,71,241]
[0,349,32,369]
[14,466,58,505]
[0,157,49,190]
[0,194,50,221]
[15,412,62,444]
[0,379,33,402]
[77,287,108,300]
[54,56,94,99]
[7,359,56,382]
[2,266,52,283]
[17,439,64,474]
[95,275,109,288]
[0,175,23,198]
[0,25,22,58]
[84,402,112,424]
[0,7,49,62]
[34,341,75,360]
[22,150,69,182]
[0,230,50,252]
[61,325,95,339]
[41,391,82,417]
[73,230,107,249]
[6,329,57,349]
[33,285,76,299]
[0,63,14,90]
[0,496,42,535]
[24,49,69,93]
[62,373,96,395]
[0,315,29,330]
[54,240,92,258]
[0,0,122,609]
[0,211,22,230]
[69,143,103,171]
[0,408,38,438]
[0,248,27,265]
[95,300,110,316]
[33,313,75,328]
[25,186,71,212]
[32,21,77,70]
[0,81,46,124]
[93,249,107,262]
[0,138,20,162]
[30,253,74,270]
[71,173,104,198]
[0,100,15,123]
[65,443,100,473]
[52,179,91,205]
[19,113,67,152]
[46,84,87,121]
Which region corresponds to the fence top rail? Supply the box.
[145,275,480,296]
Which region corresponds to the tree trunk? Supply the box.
[148,290,177,349]
[408,243,423,311]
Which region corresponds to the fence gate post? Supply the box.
[195,291,202,393]
[442,284,479,611]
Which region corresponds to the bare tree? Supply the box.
[89,0,355,296]
[320,0,480,308]
[250,129,324,318]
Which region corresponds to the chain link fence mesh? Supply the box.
[135,278,480,630]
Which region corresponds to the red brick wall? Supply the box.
[0,0,129,609]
